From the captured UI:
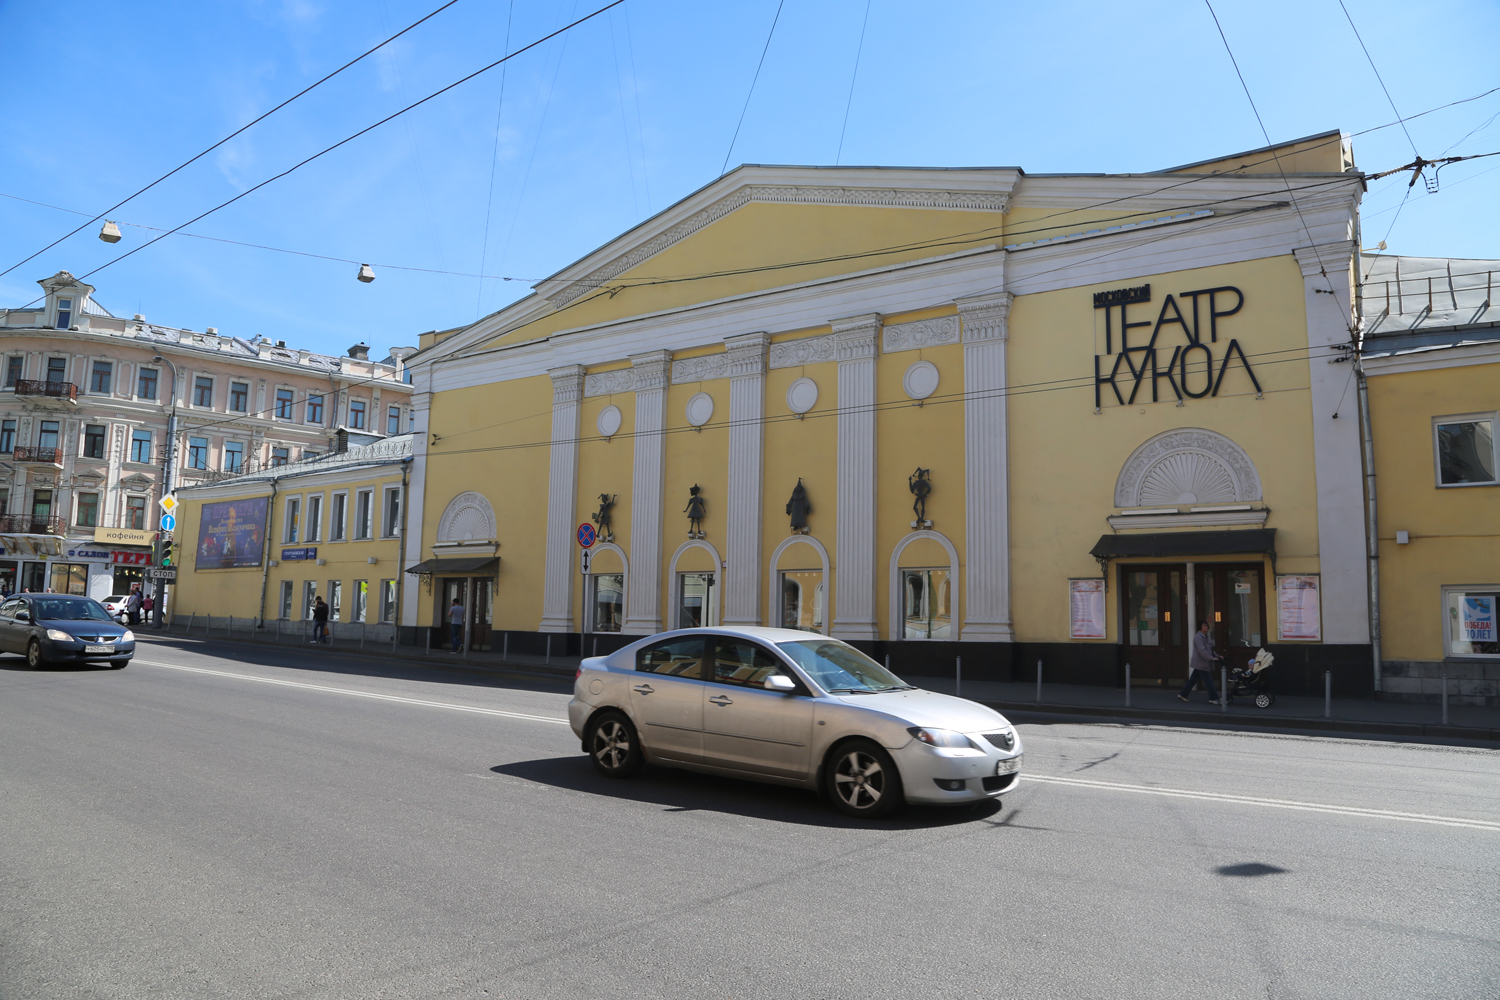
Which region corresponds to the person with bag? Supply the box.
[311,597,331,644]
[1179,620,1224,703]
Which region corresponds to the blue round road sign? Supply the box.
[160,513,177,532]
[577,522,596,547]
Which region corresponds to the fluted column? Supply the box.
[958,292,1015,641]
[623,350,671,635]
[540,365,584,632]
[831,313,881,641]
[723,332,769,625]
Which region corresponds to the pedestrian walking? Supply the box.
[126,586,143,626]
[311,596,330,644]
[448,597,465,653]
[1179,620,1224,702]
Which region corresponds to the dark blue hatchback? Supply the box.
[0,594,135,669]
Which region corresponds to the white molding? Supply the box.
[901,360,940,401]
[785,376,819,413]
[540,365,584,632]
[1106,509,1270,530]
[882,315,959,353]
[666,539,721,630]
[584,368,635,397]
[585,541,629,633]
[1361,340,1500,375]
[435,490,496,542]
[768,533,831,636]
[958,291,1013,641]
[672,353,728,383]
[623,350,671,634]
[831,314,880,640]
[769,332,836,369]
[1115,428,1263,507]
[889,529,961,642]
[723,332,769,626]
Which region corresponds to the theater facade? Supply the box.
[402,132,1374,694]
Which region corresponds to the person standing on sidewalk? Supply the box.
[1180,620,1224,702]
[126,586,143,626]
[448,597,465,654]
[311,597,330,644]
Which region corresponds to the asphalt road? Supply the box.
[2,637,1497,1000]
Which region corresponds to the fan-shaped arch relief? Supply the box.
[1115,428,1262,507]
[437,491,497,542]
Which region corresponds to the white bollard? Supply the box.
[1325,670,1332,718]
[1125,662,1131,707]
[955,656,962,698]
[1036,660,1043,703]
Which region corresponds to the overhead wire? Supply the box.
[835,0,874,165]
[720,0,787,176]
[1336,0,1419,158]
[475,0,518,319]
[0,0,466,282]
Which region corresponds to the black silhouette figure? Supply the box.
[591,493,616,541]
[909,468,932,524]
[684,484,706,538]
[785,479,812,533]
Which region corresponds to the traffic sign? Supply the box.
[160,513,177,532]
[146,567,177,580]
[158,495,178,514]
[577,522,596,547]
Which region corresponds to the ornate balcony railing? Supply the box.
[14,379,78,401]
[0,514,62,535]
[12,446,62,465]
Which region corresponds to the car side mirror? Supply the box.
[763,674,796,693]
[14,612,28,622]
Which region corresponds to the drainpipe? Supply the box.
[393,457,412,647]
[257,480,279,624]
[1357,364,1381,695]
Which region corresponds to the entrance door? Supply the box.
[1196,564,1267,671]
[470,578,493,651]
[1121,565,1187,685]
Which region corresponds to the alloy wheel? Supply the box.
[593,720,631,771]
[834,750,886,811]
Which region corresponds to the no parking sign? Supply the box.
[577,523,596,547]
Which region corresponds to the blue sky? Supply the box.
[1,0,1496,360]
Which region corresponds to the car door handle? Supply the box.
[633,684,654,695]
[708,694,733,706]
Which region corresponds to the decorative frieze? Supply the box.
[583,367,635,397]
[882,315,959,353]
[769,334,836,369]
[671,353,728,384]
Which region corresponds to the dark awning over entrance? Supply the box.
[1090,528,1276,560]
[405,556,499,575]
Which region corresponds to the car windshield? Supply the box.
[32,599,114,622]
[776,639,914,694]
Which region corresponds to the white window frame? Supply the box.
[348,397,368,430]
[1433,412,1499,488]
[353,579,368,622]
[306,393,325,427]
[330,491,349,542]
[354,489,374,540]
[328,579,342,621]
[136,366,159,401]
[382,486,402,538]
[283,494,303,544]
[228,380,251,414]
[186,435,210,470]
[279,580,293,620]
[1442,584,1500,659]
[305,493,324,543]
[222,439,245,473]
[380,579,397,622]
[129,429,153,465]
[191,373,216,410]
[273,384,297,422]
[303,580,318,621]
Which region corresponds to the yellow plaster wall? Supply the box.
[577,388,636,628]
[1007,254,1321,644]
[663,373,730,626]
[763,357,839,620]
[1367,360,1500,661]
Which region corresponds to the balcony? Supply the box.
[14,379,78,402]
[12,446,62,466]
[0,514,62,535]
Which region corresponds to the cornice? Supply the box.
[629,349,673,392]
[724,331,770,379]
[831,313,881,362]
[548,364,585,404]
[956,292,1014,343]
[1294,239,1357,279]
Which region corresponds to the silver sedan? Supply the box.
[568,627,1022,818]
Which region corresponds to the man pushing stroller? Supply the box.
[1179,620,1225,703]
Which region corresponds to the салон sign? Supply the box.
[1092,283,1261,409]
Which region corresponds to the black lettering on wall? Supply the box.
[1211,339,1262,396]
[1178,342,1214,398]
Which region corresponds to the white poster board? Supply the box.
[1069,578,1106,639]
[1276,575,1321,641]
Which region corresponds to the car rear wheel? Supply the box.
[587,710,643,778]
[827,739,903,818]
[26,639,46,670]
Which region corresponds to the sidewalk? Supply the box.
[142,626,1500,747]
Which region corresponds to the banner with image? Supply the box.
[196,497,269,569]
[1277,575,1321,641]
[1462,596,1496,643]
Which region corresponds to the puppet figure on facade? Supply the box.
[592,493,616,542]
[684,484,706,538]
[785,479,812,534]
[909,468,933,528]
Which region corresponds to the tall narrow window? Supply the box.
[275,387,294,420]
[381,580,397,622]
[331,493,348,540]
[285,497,301,543]
[387,406,401,436]
[46,357,67,383]
[187,436,208,470]
[130,430,153,464]
[306,394,324,425]
[125,495,147,529]
[31,489,53,521]
[271,447,289,467]
[229,382,249,412]
[349,399,366,429]
[383,488,401,536]
[306,495,323,542]
[353,580,368,622]
[329,580,342,621]
[83,424,106,459]
[90,361,112,394]
[55,297,72,329]
[37,420,59,451]
[137,367,159,400]
[0,488,9,515]
[355,490,373,539]
[279,580,293,619]
[303,581,317,620]
[0,420,15,453]
[223,441,243,473]
[75,492,98,527]
[5,356,23,387]
[193,376,213,407]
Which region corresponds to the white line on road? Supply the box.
[135,660,571,726]
[1026,773,1500,832]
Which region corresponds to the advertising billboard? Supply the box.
[196,497,269,569]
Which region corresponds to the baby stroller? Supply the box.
[1225,648,1275,708]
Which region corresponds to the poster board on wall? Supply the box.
[196,497,269,569]
[1069,578,1106,639]
[1276,574,1321,641]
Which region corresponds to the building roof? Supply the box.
[178,433,414,492]
[1361,254,1500,354]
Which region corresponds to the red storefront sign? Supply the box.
[112,550,153,566]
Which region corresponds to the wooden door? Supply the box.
[1196,564,1268,671]
[1121,565,1188,685]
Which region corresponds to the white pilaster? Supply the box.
[399,385,432,629]
[723,332,769,626]
[831,313,881,641]
[540,365,585,632]
[1294,240,1368,644]
[957,292,1015,641]
[623,350,671,635]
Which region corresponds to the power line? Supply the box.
[68,1,625,288]
[1336,0,1419,158]
[476,0,518,320]
[0,0,466,282]
[835,0,873,166]
[721,0,787,176]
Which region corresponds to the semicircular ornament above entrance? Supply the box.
[437,491,496,542]
[1114,428,1262,508]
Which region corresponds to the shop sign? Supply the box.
[1092,284,1262,409]
[113,551,153,566]
[67,549,111,561]
[94,526,157,546]
[281,547,317,561]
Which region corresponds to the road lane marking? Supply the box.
[1025,773,1500,832]
[134,660,571,726]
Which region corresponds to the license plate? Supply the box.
[84,644,114,653]
[996,756,1022,775]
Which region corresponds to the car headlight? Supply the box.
[120,631,135,642]
[908,727,975,749]
[45,629,73,642]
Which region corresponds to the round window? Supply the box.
[597,404,623,438]
[786,377,819,414]
[685,392,714,427]
[902,361,939,401]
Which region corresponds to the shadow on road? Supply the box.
[490,756,1005,830]
[0,656,120,672]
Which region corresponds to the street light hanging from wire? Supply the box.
[357,263,375,283]
[98,220,122,243]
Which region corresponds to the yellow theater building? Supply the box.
[398,132,1377,694]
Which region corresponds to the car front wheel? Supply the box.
[587,710,643,778]
[108,658,130,670]
[26,639,46,670]
[827,739,903,818]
